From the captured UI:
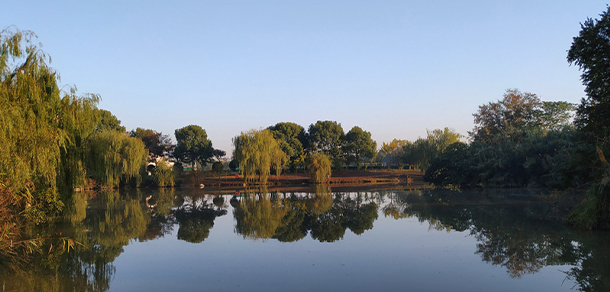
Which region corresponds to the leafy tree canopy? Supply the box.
[308,121,344,166]
[212,149,226,161]
[344,126,376,169]
[174,125,214,169]
[95,109,126,133]
[470,89,574,144]
[130,127,171,156]
[85,131,148,188]
[267,122,307,169]
[402,128,461,171]
[470,89,541,144]
[568,6,610,141]
[378,139,409,168]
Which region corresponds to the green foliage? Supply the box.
[307,153,332,184]
[568,6,610,141]
[94,109,126,133]
[535,101,576,131]
[344,126,377,169]
[424,142,471,187]
[152,161,175,187]
[565,148,610,230]
[563,7,610,230]
[212,149,226,161]
[228,159,238,171]
[470,89,543,144]
[130,127,170,156]
[402,127,461,171]
[307,121,345,168]
[211,161,224,177]
[267,122,307,171]
[174,125,214,169]
[0,26,155,227]
[232,129,287,183]
[426,128,580,188]
[424,90,579,188]
[564,179,610,230]
[56,90,100,193]
[85,132,148,188]
[470,89,575,144]
[378,139,409,169]
[0,28,68,223]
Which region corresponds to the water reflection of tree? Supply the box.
[386,189,610,291]
[308,196,348,242]
[563,233,610,292]
[272,192,308,242]
[0,189,150,291]
[174,194,227,243]
[0,188,234,291]
[232,187,379,243]
[234,188,288,240]
[138,189,177,242]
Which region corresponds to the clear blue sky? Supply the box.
[3,1,607,153]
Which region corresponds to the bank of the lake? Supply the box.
[177,169,426,190]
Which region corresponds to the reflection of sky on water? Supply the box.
[111,191,576,292]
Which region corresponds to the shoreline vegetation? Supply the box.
[2,6,610,262]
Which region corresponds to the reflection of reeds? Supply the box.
[0,183,24,265]
[1,181,83,272]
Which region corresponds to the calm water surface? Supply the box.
[2,187,609,291]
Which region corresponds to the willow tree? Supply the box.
[0,28,68,223]
[232,129,287,184]
[85,131,148,188]
[307,152,331,184]
[56,90,100,193]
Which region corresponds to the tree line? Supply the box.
[423,7,610,230]
[230,122,377,183]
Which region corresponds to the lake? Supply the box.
[2,187,609,292]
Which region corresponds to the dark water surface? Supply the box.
[2,187,609,291]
